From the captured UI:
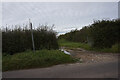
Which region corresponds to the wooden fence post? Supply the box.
[29,19,35,53]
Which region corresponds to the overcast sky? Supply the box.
[2,2,118,35]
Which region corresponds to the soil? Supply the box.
[61,47,119,63]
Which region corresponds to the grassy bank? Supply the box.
[58,39,92,50]
[3,50,75,71]
[58,39,119,53]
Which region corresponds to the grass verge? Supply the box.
[3,50,76,71]
[58,39,92,50]
[93,43,119,53]
[58,39,119,53]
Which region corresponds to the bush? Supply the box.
[89,19,120,48]
[110,43,119,53]
[58,19,120,49]
[2,25,59,55]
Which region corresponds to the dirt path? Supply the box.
[62,47,118,63]
[3,47,119,78]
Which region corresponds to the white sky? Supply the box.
[1,0,119,2]
[2,2,118,35]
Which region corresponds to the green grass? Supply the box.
[93,44,119,53]
[3,50,76,71]
[58,39,92,50]
[58,39,119,53]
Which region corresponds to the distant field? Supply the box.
[58,39,92,50]
[3,50,76,71]
[58,39,119,53]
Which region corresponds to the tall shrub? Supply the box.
[2,25,59,55]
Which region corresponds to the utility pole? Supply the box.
[29,19,35,53]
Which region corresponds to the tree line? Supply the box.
[58,19,120,49]
[2,24,59,55]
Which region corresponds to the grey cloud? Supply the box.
[2,2,118,35]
